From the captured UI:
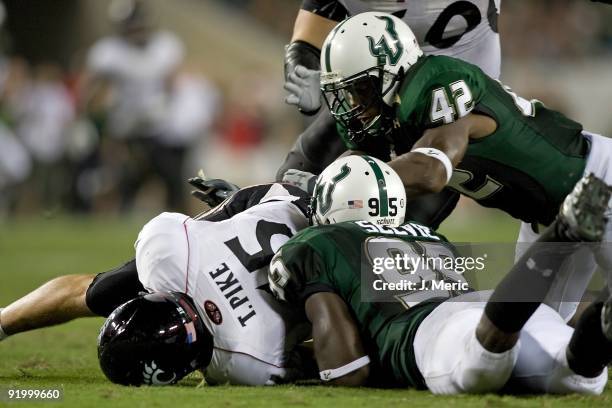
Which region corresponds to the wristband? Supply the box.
[411,147,453,183]
[319,355,370,381]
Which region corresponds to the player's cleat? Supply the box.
[601,294,612,342]
[558,173,611,242]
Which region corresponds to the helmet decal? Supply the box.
[366,15,404,66]
[363,156,388,216]
[316,163,351,216]
[324,18,350,72]
[143,361,177,386]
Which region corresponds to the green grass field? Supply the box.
[1,210,611,407]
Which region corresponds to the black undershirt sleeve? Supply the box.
[85,259,143,317]
[301,0,348,21]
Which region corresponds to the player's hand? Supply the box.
[282,169,317,195]
[284,65,322,115]
[188,175,240,207]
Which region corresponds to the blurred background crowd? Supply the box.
[0,0,612,219]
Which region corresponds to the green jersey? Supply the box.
[345,55,589,226]
[269,220,470,388]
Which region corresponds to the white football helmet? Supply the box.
[311,155,406,227]
[320,12,422,142]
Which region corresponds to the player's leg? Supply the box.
[516,223,598,323]
[413,176,609,395]
[565,288,612,380]
[0,274,96,339]
[532,130,612,320]
[0,258,143,341]
[507,298,609,395]
[151,142,187,212]
[479,174,610,353]
[118,138,153,212]
[413,295,518,395]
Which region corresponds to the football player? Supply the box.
[268,155,612,394]
[0,182,315,385]
[82,0,187,211]
[278,1,501,226]
[284,0,501,115]
[304,12,612,320]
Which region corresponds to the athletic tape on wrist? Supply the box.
[0,308,7,341]
[319,355,370,381]
[411,147,453,183]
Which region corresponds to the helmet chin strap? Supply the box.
[382,66,405,107]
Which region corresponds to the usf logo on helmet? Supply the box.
[311,155,406,226]
[367,15,403,66]
[314,163,351,217]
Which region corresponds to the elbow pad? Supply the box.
[284,40,321,80]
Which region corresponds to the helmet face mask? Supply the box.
[98,292,213,386]
[322,67,395,143]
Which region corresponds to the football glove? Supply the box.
[282,169,317,195]
[188,175,240,207]
[284,65,322,115]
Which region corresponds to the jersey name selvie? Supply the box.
[355,220,440,240]
[208,262,257,327]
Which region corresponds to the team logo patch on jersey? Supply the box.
[204,300,222,325]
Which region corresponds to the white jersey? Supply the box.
[86,30,184,138]
[0,121,30,189]
[303,0,501,78]
[135,184,311,385]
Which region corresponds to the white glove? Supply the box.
[282,169,317,195]
[284,65,322,114]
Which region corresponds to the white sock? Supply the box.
[0,308,8,341]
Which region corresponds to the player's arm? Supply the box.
[196,182,309,221]
[0,274,96,339]
[287,0,344,74]
[0,259,144,340]
[275,110,343,181]
[305,292,370,386]
[389,113,496,199]
[290,8,338,50]
[285,2,344,114]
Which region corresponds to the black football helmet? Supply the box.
[97,292,213,386]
